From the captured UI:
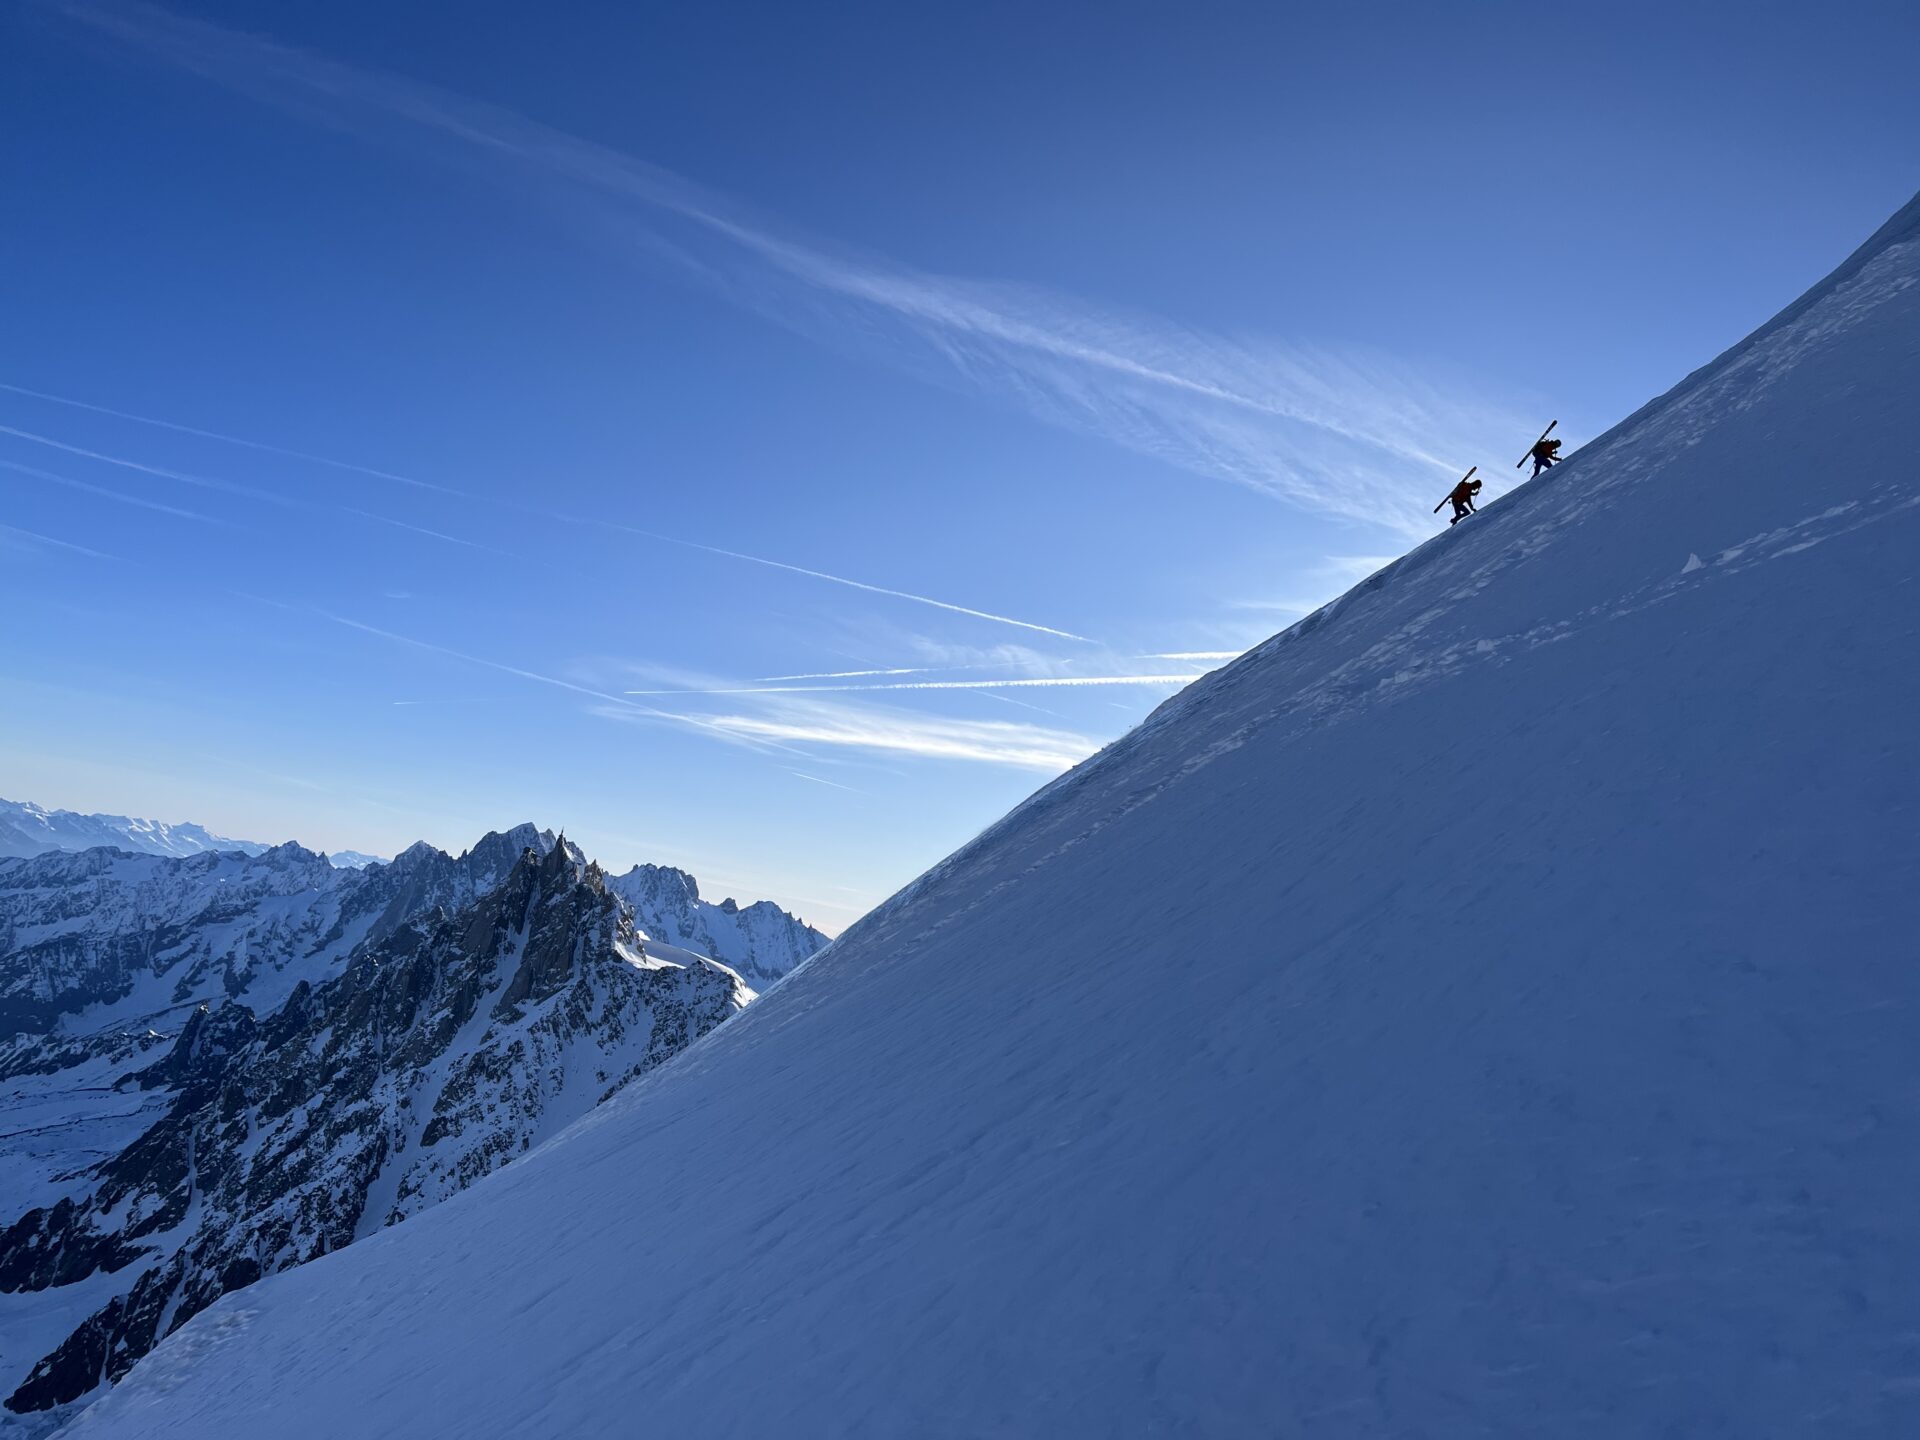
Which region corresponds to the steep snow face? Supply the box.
[605,864,828,987]
[63,196,1920,1440]
[0,801,267,863]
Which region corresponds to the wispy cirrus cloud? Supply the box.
[313,620,1103,774]
[314,611,689,724]
[594,700,1099,774]
[0,489,1103,775]
[757,648,1237,682]
[45,0,1536,537]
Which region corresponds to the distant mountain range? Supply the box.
[0,819,829,1428]
[0,797,380,867]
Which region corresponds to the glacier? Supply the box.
[59,193,1920,1438]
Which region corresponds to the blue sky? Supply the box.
[4,0,1916,931]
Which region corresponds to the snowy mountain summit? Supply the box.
[0,826,823,1430]
[61,194,1920,1439]
[606,863,826,989]
[0,799,268,863]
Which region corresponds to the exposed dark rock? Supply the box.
[1,843,750,1414]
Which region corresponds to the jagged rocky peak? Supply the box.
[491,837,619,1018]
[604,861,828,990]
[121,1001,258,1095]
[619,862,701,904]
[0,822,751,1421]
[390,839,442,867]
[458,823,557,881]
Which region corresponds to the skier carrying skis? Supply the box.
[1529,437,1563,476]
[1437,475,1482,525]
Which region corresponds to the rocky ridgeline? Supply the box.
[606,862,827,989]
[0,828,825,1424]
[0,825,553,1047]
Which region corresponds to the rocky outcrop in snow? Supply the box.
[606,863,827,988]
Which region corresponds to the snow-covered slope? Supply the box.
[0,801,268,863]
[606,864,828,987]
[63,195,1920,1439]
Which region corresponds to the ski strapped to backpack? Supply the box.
[1434,465,1478,513]
[1517,420,1558,468]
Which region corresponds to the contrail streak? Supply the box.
[341,507,518,557]
[0,421,518,555]
[756,666,939,681]
[0,379,465,496]
[4,380,1089,641]
[758,654,1237,683]
[626,674,1199,696]
[0,457,233,525]
[315,613,810,758]
[0,421,296,507]
[5,515,1100,774]
[0,521,119,560]
[788,771,865,794]
[972,688,1065,718]
[316,610,678,719]
[592,518,1094,642]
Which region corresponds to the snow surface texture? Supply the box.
[62,195,1920,1438]
[0,801,268,864]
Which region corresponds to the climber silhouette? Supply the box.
[1529,437,1563,476]
[1434,473,1483,526]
